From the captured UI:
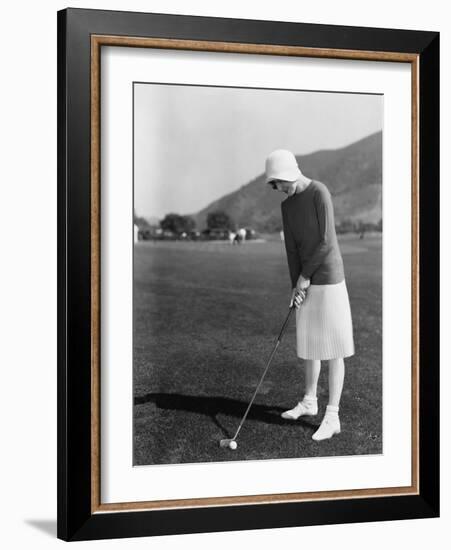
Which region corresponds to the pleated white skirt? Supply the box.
[295,279,355,360]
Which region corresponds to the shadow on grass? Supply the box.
[134,392,318,438]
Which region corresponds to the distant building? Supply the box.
[137,225,161,240]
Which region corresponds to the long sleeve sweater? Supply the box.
[281,179,345,286]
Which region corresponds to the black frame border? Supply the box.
[57,7,439,541]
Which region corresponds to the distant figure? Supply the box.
[280,230,285,242]
[229,231,236,245]
[238,228,247,243]
[265,149,355,442]
[134,223,139,243]
[233,232,241,245]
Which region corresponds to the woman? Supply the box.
[265,149,355,441]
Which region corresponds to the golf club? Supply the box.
[220,290,304,450]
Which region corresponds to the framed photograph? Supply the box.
[57,8,439,542]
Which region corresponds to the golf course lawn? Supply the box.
[133,235,382,465]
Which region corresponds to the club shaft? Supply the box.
[232,306,294,441]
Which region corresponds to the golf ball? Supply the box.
[229,441,237,450]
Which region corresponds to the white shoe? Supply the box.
[312,414,341,441]
[281,399,318,419]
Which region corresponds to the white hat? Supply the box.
[265,149,301,184]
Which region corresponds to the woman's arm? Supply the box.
[282,204,302,288]
[300,186,335,279]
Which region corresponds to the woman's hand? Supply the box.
[296,274,311,292]
[289,288,306,309]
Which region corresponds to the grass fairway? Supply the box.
[133,235,382,465]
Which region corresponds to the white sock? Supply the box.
[325,404,339,416]
[303,395,317,407]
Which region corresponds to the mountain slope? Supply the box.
[194,131,382,231]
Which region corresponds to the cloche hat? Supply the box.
[265,149,301,184]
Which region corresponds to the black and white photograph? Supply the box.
[133,82,383,466]
[0,0,445,545]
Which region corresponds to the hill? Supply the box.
[194,131,382,232]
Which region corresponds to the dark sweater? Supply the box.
[281,180,345,286]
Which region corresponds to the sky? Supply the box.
[134,83,383,220]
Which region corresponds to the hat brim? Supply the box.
[265,167,301,184]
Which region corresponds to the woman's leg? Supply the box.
[281,359,320,419]
[305,359,321,398]
[328,358,345,407]
[312,358,345,440]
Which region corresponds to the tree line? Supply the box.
[134,209,383,235]
[157,210,235,234]
[335,218,382,234]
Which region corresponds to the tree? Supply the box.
[160,213,196,234]
[336,218,355,234]
[182,216,196,233]
[206,210,234,231]
[133,209,150,228]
